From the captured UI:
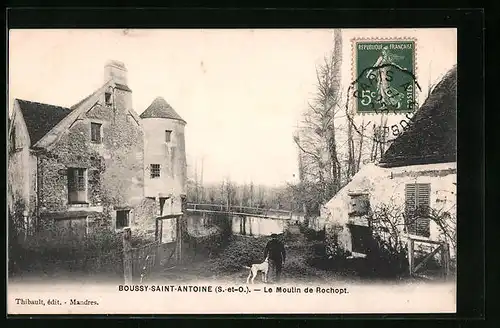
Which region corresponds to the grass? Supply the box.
[150,229,362,284]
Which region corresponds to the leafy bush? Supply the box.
[207,235,268,273]
[283,256,320,278]
[182,214,232,260]
[305,241,352,273]
[185,227,225,258]
[363,235,408,278]
[14,223,125,277]
[8,199,27,274]
[298,224,325,241]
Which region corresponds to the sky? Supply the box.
[8,29,456,187]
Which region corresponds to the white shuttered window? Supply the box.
[405,183,431,237]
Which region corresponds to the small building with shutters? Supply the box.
[321,66,457,259]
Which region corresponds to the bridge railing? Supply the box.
[186,203,294,218]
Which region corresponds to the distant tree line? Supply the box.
[185,177,299,213]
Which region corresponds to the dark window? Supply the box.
[150,164,161,178]
[116,210,130,229]
[165,130,172,143]
[91,122,102,143]
[105,92,112,106]
[405,183,431,237]
[68,168,87,204]
[10,125,16,152]
[348,193,370,217]
[349,224,372,254]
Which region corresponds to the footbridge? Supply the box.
[185,203,302,221]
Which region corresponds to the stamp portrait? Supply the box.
[352,38,417,114]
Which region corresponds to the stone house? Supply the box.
[8,60,187,241]
[321,65,457,259]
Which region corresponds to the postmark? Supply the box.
[352,38,418,115]
[346,37,422,143]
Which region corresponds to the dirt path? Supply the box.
[148,226,363,285]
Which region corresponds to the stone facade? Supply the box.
[7,104,36,235]
[8,61,187,240]
[143,117,187,202]
[321,162,457,258]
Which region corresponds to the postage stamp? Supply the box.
[352,38,418,114]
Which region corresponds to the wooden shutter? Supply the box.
[68,168,76,192]
[405,184,417,235]
[415,184,431,237]
[405,183,431,237]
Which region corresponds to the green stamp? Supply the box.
[353,39,417,114]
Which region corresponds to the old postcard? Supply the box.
[7,28,457,315]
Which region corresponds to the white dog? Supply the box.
[244,256,269,284]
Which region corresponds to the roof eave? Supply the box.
[140,115,187,124]
[32,81,113,150]
[11,99,33,148]
[378,154,457,168]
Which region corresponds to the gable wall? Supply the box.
[8,106,34,214]
[37,89,155,232]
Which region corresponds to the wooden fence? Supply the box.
[132,240,161,283]
[121,213,185,284]
[122,228,161,284]
[407,236,452,280]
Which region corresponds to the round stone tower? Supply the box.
[140,97,187,214]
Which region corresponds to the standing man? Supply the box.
[264,233,286,283]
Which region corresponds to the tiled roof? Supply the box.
[70,92,94,110]
[16,99,72,146]
[379,65,457,167]
[115,83,132,92]
[139,97,186,123]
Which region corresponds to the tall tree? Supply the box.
[293,29,344,214]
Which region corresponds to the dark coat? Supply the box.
[264,238,286,264]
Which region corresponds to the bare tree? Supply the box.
[194,158,199,202]
[249,181,254,207]
[371,201,457,257]
[219,180,226,205]
[356,118,366,172]
[293,29,343,214]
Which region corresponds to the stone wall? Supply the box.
[38,88,152,233]
[322,162,457,258]
[142,118,187,199]
[8,107,36,236]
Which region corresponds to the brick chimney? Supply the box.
[104,60,128,86]
[104,60,132,111]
